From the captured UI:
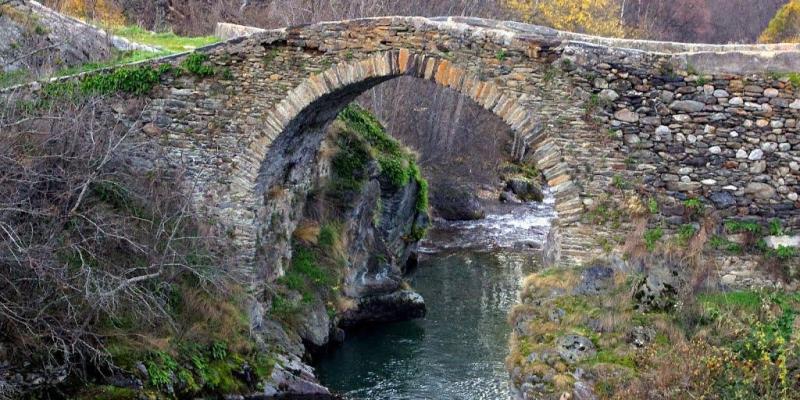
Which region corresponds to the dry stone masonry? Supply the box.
[5,15,800,286]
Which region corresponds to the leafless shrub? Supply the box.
[0,91,228,380]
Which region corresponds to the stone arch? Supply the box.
[241,50,580,279]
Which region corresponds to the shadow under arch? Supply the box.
[248,50,579,278]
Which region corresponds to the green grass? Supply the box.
[335,104,429,212]
[589,350,636,369]
[647,198,659,214]
[768,218,786,236]
[1,25,218,89]
[683,198,703,215]
[318,222,340,249]
[277,245,338,304]
[644,227,664,251]
[725,219,763,235]
[699,291,764,312]
[112,25,219,52]
[709,235,743,254]
[0,69,32,89]
[52,49,170,78]
[675,224,697,247]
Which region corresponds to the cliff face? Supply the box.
[249,105,429,396]
[272,105,430,348]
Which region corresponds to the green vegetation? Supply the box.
[495,49,507,61]
[331,105,429,242]
[500,161,540,181]
[772,245,799,260]
[585,199,624,228]
[789,72,800,88]
[111,25,219,52]
[278,244,338,304]
[725,219,763,236]
[759,0,800,43]
[0,23,219,90]
[20,49,224,110]
[769,219,786,236]
[542,66,559,83]
[511,261,800,400]
[0,69,32,88]
[336,104,429,210]
[709,235,744,254]
[318,222,340,249]
[683,197,704,215]
[675,224,697,247]
[181,52,216,77]
[273,105,431,324]
[328,124,372,200]
[95,279,278,398]
[23,63,172,109]
[113,340,274,397]
[694,76,710,86]
[644,227,664,251]
[52,49,171,78]
[611,174,629,190]
[647,198,659,214]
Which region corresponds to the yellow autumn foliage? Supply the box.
[505,0,626,38]
[759,0,800,43]
[60,0,125,27]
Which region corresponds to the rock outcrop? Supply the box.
[430,182,485,221]
[255,106,429,397]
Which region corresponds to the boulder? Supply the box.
[338,290,426,328]
[431,183,485,221]
[297,298,332,349]
[599,89,619,102]
[633,266,682,312]
[626,326,655,348]
[506,177,544,202]
[763,235,800,249]
[500,191,523,204]
[556,335,596,364]
[267,354,331,397]
[573,265,615,295]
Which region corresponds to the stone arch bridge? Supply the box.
[10,17,800,284]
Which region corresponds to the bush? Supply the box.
[180,52,215,77]
[0,91,237,396]
[760,0,800,43]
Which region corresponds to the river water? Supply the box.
[315,194,555,400]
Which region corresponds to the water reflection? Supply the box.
[315,192,555,400]
[315,251,540,400]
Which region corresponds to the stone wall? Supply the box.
[4,15,800,284]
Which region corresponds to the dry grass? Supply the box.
[519,269,580,303]
[266,185,288,200]
[622,216,649,260]
[335,296,357,313]
[292,220,321,245]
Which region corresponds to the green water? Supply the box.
[315,250,540,400]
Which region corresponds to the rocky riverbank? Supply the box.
[508,250,800,399]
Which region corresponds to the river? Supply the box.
[315,193,555,400]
